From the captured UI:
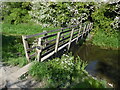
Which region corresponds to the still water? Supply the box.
[71,43,119,88]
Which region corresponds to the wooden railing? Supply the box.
[22,23,93,62]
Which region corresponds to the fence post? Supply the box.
[37,37,43,62]
[68,28,74,50]
[61,28,65,44]
[82,24,86,38]
[76,24,82,43]
[90,23,93,30]
[55,32,61,53]
[22,35,30,62]
[43,30,47,47]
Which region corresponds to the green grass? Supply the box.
[91,30,119,49]
[29,54,108,88]
[1,23,60,36]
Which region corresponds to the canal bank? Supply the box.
[70,42,119,88]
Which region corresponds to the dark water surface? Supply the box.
[71,43,119,88]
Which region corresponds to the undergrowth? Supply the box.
[1,23,60,36]
[29,54,108,88]
[91,30,119,49]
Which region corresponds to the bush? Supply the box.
[7,57,28,67]
[29,54,108,88]
[30,2,95,27]
[1,2,31,24]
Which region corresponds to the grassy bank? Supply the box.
[91,30,119,50]
[2,23,59,36]
[1,23,59,66]
[29,54,108,88]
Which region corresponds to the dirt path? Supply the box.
[0,62,43,89]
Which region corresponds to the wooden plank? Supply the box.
[43,38,56,45]
[42,33,57,39]
[25,24,78,39]
[27,46,36,52]
[58,41,69,51]
[55,32,61,53]
[8,62,33,82]
[43,30,48,47]
[76,24,82,43]
[68,28,74,50]
[36,38,42,62]
[82,24,86,38]
[43,43,55,51]
[26,32,46,39]
[42,48,55,57]
[60,36,70,42]
[22,35,30,62]
[29,52,37,58]
[41,51,55,62]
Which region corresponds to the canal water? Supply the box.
[70,42,119,88]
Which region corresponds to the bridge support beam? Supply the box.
[68,29,74,50]
[22,35,30,62]
[55,32,61,53]
[37,38,43,62]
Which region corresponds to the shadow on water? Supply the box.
[70,43,119,88]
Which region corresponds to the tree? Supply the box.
[1,2,32,24]
[29,2,95,27]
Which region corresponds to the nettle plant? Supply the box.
[29,2,94,27]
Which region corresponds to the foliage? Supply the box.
[2,23,60,35]
[29,54,108,88]
[91,2,119,35]
[92,30,119,49]
[30,2,95,27]
[29,62,48,80]
[1,2,31,24]
[90,2,119,49]
[7,57,27,67]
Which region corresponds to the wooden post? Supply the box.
[76,24,82,43]
[55,32,61,53]
[68,28,74,50]
[90,23,93,30]
[43,30,47,47]
[85,24,89,36]
[37,37,43,62]
[22,35,30,62]
[87,23,90,33]
[82,24,86,38]
[61,29,64,44]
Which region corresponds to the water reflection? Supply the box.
[70,43,119,88]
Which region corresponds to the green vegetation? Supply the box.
[91,3,119,49]
[30,2,94,27]
[91,30,119,49]
[2,23,60,36]
[1,2,31,24]
[1,1,118,88]
[29,54,108,88]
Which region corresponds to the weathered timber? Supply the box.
[22,23,92,62]
[68,29,74,50]
[22,35,30,62]
[76,24,82,43]
[55,32,61,53]
[37,38,43,62]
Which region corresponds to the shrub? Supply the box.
[1,2,31,24]
[29,54,108,88]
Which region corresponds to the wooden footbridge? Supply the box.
[1,23,93,87]
[22,22,93,62]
